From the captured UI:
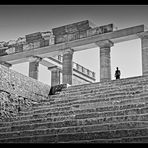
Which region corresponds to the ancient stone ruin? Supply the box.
[0,20,148,143]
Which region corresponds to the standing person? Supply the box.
[115,67,121,80]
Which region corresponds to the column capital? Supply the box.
[28,56,42,63]
[96,39,114,48]
[48,66,60,71]
[62,48,74,55]
[137,31,148,39]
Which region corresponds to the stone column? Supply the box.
[96,40,114,82]
[139,32,148,76]
[62,48,74,85]
[49,67,60,86]
[29,56,42,80]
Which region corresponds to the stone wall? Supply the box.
[0,65,51,120]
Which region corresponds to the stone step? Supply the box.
[60,76,148,93]
[0,120,148,140]
[4,95,148,124]
[49,84,145,101]
[66,135,148,143]
[20,106,72,117]
[0,127,148,143]
[0,106,148,133]
[41,89,143,108]
[19,98,147,117]
[61,83,143,95]
[1,101,147,127]
[32,95,148,112]
[20,87,142,111]
[27,91,144,112]
[34,86,147,107]
[62,83,148,100]
[51,82,145,98]
[14,96,148,124]
[45,87,144,105]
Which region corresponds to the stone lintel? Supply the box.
[51,68,61,86]
[96,39,114,48]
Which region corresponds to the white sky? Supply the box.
[0,5,146,85]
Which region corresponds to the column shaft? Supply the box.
[141,35,148,75]
[100,47,111,81]
[51,69,60,86]
[29,61,39,80]
[62,49,73,85]
[96,40,113,82]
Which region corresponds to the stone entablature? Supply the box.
[0,21,114,57]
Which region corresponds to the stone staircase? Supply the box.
[1,75,148,143]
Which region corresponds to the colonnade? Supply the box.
[2,34,148,86]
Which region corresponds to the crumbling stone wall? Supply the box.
[0,65,51,121]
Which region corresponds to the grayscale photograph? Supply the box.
[0,5,148,143]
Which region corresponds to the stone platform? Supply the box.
[1,65,148,143]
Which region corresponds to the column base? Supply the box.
[100,78,111,82]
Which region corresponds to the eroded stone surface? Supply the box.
[1,65,148,142]
[0,65,51,120]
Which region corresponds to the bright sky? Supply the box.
[0,5,147,85]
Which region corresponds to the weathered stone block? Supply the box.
[67,32,80,42]
[54,34,68,44]
[15,44,23,53]
[52,20,91,36]
[25,32,43,43]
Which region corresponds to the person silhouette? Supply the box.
[115,67,121,80]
